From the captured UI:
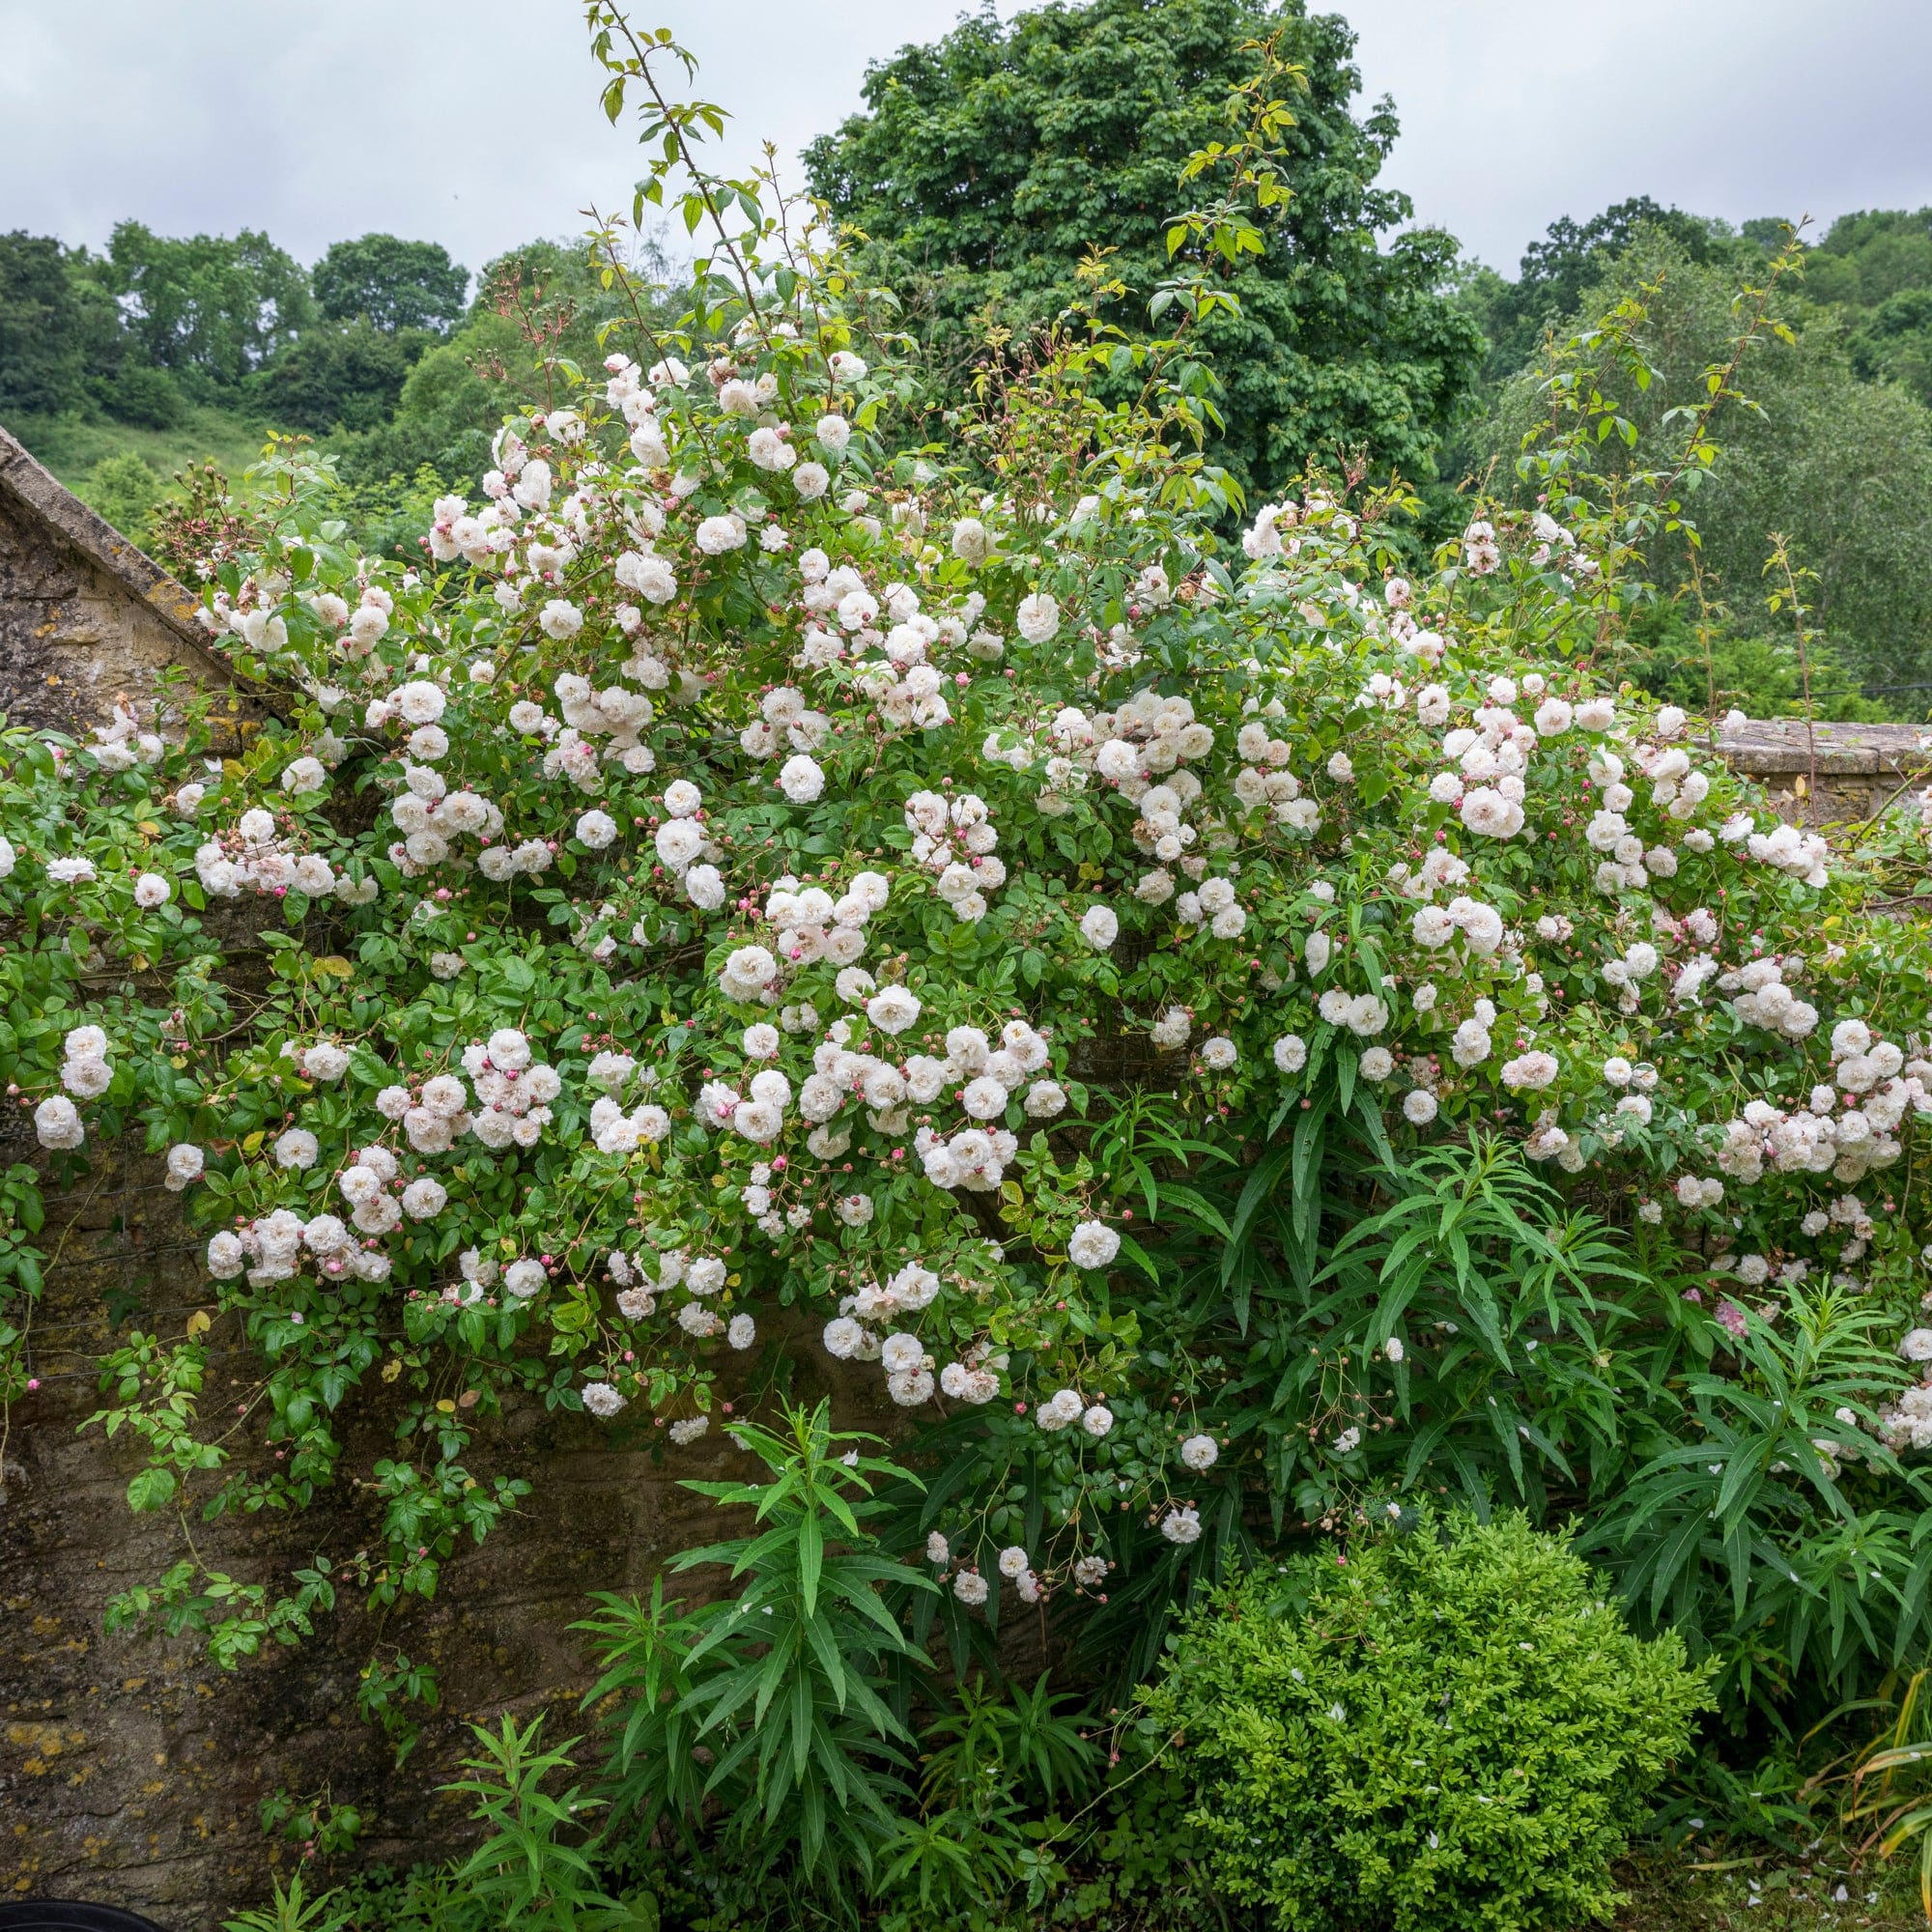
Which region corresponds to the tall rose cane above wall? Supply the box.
[5,6,1932,1741]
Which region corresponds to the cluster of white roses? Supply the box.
[208,1197,394,1291]
[85,700,164,774]
[904,788,1006,923]
[1707,1019,1929,1192]
[193,807,369,905]
[38,274,1932,1634]
[32,1025,117,1150]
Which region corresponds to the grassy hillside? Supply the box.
[2,402,278,552]
[4,402,271,489]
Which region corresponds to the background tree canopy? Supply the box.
[802,0,1483,501]
[1456,215,1932,706]
[6,3,1932,715]
[311,233,469,334]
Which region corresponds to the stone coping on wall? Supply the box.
[0,420,280,745]
[1712,719,1931,824]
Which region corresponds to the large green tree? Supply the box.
[1459,195,1751,384]
[802,0,1481,498]
[333,237,673,490]
[0,232,96,416]
[96,220,313,393]
[0,231,161,423]
[1805,207,1932,308]
[312,233,469,334]
[1461,231,1932,700]
[247,316,432,435]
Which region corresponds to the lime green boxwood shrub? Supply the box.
[1142,1511,1711,1932]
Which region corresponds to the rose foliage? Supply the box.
[7,14,1932,1739]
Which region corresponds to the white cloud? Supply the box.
[1346,0,1932,268]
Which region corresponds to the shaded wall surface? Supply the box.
[1,1134,801,1923]
[1713,718,1930,825]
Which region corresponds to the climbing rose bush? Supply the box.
[6,35,1932,1692]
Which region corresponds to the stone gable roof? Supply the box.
[0,421,263,739]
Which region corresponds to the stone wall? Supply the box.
[0,436,860,1925]
[1,1132,877,1923]
[0,426,270,746]
[5,1146,739,1918]
[1712,718,1930,826]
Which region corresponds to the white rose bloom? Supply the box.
[35,1095,84,1150]
[1160,1507,1203,1546]
[61,1056,112,1098]
[779,754,825,803]
[696,515,747,554]
[1079,904,1119,951]
[1024,1079,1067,1119]
[867,986,921,1035]
[1179,1433,1219,1471]
[504,1259,548,1298]
[656,819,704,870]
[961,1076,1009,1120]
[1016,592,1061,643]
[487,1028,532,1070]
[582,1381,627,1418]
[1500,1051,1560,1090]
[823,1316,865,1359]
[402,1178,448,1220]
[1067,1220,1121,1270]
[394,681,446,726]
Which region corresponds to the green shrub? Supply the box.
[76,449,164,543]
[1142,1511,1711,1932]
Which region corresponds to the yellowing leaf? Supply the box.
[185,1310,213,1338]
[313,955,355,979]
[242,1130,264,1153]
[436,1399,456,1414]
[381,1357,403,1383]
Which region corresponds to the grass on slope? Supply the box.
[4,403,276,495]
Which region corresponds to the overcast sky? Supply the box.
[3,0,1928,281]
